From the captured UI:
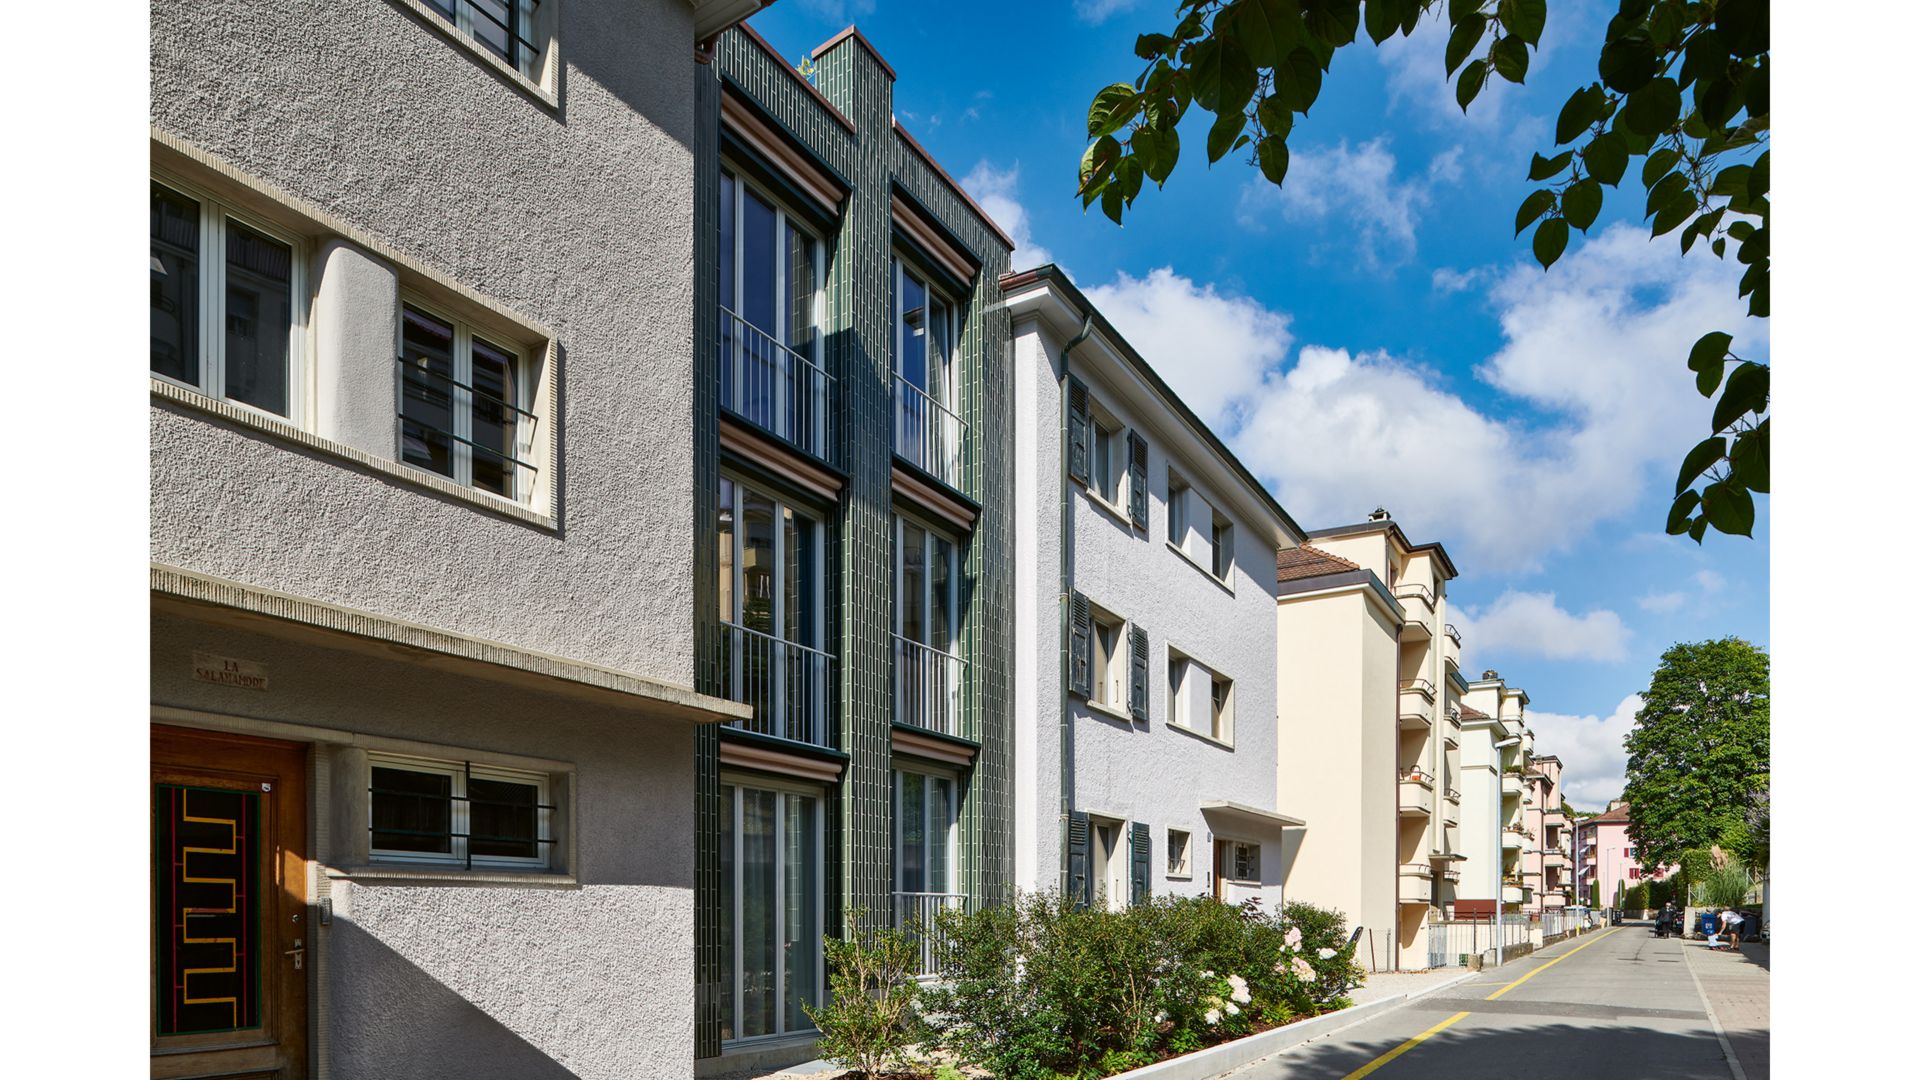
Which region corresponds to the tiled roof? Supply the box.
[1274,544,1362,583]
[1592,801,1633,824]
[1458,704,1489,720]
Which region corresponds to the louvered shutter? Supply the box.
[1126,431,1148,529]
[1067,376,1090,484]
[1130,822,1151,906]
[1068,591,1092,698]
[1067,811,1091,909]
[1128,624,1148,722]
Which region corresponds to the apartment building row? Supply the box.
[148,4,1579,1077]
[1574,799,1677,907]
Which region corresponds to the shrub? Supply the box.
[919,892,1363,1080]
[1695,863,1753,908]
[803,910,924,1078]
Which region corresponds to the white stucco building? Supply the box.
[1002,266,1308,910]
[1461,673,1534,913]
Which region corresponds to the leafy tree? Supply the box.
[1620,638,1768,870]
[1078,1,1767,541]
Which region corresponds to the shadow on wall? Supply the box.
[1256,1017,1742,1079]
[327,919,585,1080]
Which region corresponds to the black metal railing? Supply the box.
[720,307,834,462]
[717,620,836,748]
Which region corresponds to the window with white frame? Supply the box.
[1167,828,1191,877]
[1167,469,1190,545]
[720,168,827,454]
[368,755,551,869]
[421,0,551,81]
[1091,607,1126,710]
[1091,410,1123,505]
[894,514,964,734]
[719,778,823,1042]
[717,474,831,745]
[892,256,963,484]
[893,767,959,898]
[397,300,536,500]
[151,178,303,419]
[1210,508,1235,580]
[1169,649,1233,743]
[1229,841,1261,882]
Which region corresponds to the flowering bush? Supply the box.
[918,893,1364,1079]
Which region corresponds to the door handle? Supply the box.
[285,938,304,971]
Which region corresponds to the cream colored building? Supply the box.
[1460,674,1533,912]
[1523,754,1574,912]
[1274,510,1465,971]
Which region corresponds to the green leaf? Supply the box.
[1256,135,1290,185]
[1100,184,1126,225]
[1130,125,1161,184]
[1650,196,1697,237]
[1078,135,1122,196]
[1208,110,1248,164]
[1562,178,1602,230]
[1641,147,1680,187]
[1748,150,1769,200]
[1598,32,1658,93]
[1680,207,1726,255]
[1644,172,1690,219]
[1218,39,1259,116]
[1492,35,1530,83]
[1666,489,1701,534]
[1445,15,1487,76]
[1583,132,1628,186]
[1528,151,1574,181]
[1514,188,1555,235]
[1189,38,1223,110]
[1456,58,1488,111]
[1144,122,1180,186]
[1135,33,1175,60]
[1088,83,1141,139]
[1500,0,1547,45]
[1713,362,1769,433]
[1675,436,1727,496]
[1745,58,1769,118]
[1274,47,1325,113]
[1619,78,1682,138]
[1708,164,1752,198]
[1532,216,1569,267]
[1556,84,1605,145]
[1364,0,1403,44]
[1231,0,1309,69]
[1729,419,1769,494]
[1700,481,1755,537]
[1688,516,1709,543]
[1117,155,1145,201]
[1256,94,1294,139]
[1688,331,1734,373]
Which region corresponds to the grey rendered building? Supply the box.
[149,2,764,1078]
[689,23,1016,1071]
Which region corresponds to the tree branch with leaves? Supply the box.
[1078,0,1768,542]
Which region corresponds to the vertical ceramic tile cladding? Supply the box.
[695,26,1013,1055]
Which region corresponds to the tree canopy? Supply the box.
[1619,637,1769,871]
[1077,1,1767,543]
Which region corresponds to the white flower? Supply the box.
[1318,947,1337,960]
[1283,927,1303,949]
[1154,1011,1168,1024]
[1227,973,1252,1004]
[1201,969,1215,979]
[1205,1008,1222,1025]
[1291,956,1317,982]
[1224,1001,1241,1016]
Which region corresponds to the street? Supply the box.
[1233,925,1770,1080]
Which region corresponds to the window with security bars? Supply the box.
[398,301,538,500]
[368,756,553,869]
[1230,841,1261,882]
[423,0,549,81]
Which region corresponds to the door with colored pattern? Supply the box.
[151,726,307,1079]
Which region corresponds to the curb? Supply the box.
[1110,972,1480,1080]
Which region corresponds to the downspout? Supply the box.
[1057,311,1095,893]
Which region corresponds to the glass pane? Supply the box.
[783,793,819,1032]
[740,788,779,1039]
[154,785,261,1035]
[399,306,457,478]
[898,772,926,893]
[740,187,777,338]
[470,335,519,497]
[370,767,452,854]
[898,268,928,389]
[929,777,953,894]
[741,488,776,634]
[150,184,199,384]
[718,477,736,625]
[720,173,736,411]
[929,296,952,404]
[468,777,538,859]
[899,521,926,643]
[719,786,736,1042]
[931,536,954,653]
[224,220,292,415]
[470,0,513,62]
[787,224,816,359]
[784,506,819,648]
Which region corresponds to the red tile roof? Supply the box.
[1458,704,1489,720]
[1274,544,1362,583]
[1592,801,1633,824]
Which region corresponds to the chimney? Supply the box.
[1482,669,1500,680]
[1368,506,1391,521]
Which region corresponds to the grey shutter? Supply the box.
[1128,624,1148,722]
[1068,591,1092,698]
[1067,377,1090,484]
[1130,822,1151,906]
[1067,811,1091,909]
[1126,431,1148,529]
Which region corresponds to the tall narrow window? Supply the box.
[894,515,963,735]
[150,179,302,419]
[397,301,533,499]
[721,781,823,1043]
[716,476,831,745]
[1211,510,1235,580]
[892,257,962,485]
[720,169,827,457]
[1166,470,1190,547]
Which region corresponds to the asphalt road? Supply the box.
[1233,926,1752,1079]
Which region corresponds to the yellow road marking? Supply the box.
[1338,1010,1472,1080]
[1484,926,1622,1001]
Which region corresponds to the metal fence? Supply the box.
[894,634,966,737]
[1426,917,1534,968]
[721,307,835,462]
[718,621,835,748]
[894,376,966,488]
[893,891,967,978]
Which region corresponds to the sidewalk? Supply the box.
[1346,967,1472,1007]
[1681,936,1770,1080]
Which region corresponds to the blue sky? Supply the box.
[750,0,1770,807]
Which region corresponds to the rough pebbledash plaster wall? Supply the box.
[153,609,698,1079]
[149,0,700,683]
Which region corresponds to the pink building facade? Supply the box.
[1573,800,1676,908]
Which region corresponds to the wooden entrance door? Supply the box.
[152,725,308,1080]
[1212,840,1226,901]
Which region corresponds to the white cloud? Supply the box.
[1526,695,1642,809]
[1694,569,1726,593]
[1431,266,1488,294]
[1237,138,1462,267]
[1081,269,1292,431]
[1454,591,1630,663]
[795,0,875,22]
[1074,0,1139,25]
[960,161,1055,271]
[1637,591,1687,613]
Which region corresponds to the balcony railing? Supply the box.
[894,891,967,978]
[894,634,966,737]
[1444,623,1462,646]
[721,307,834,462]
[1399,678,1435,698]
[893,375,966,489]
[718,621,835,748]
